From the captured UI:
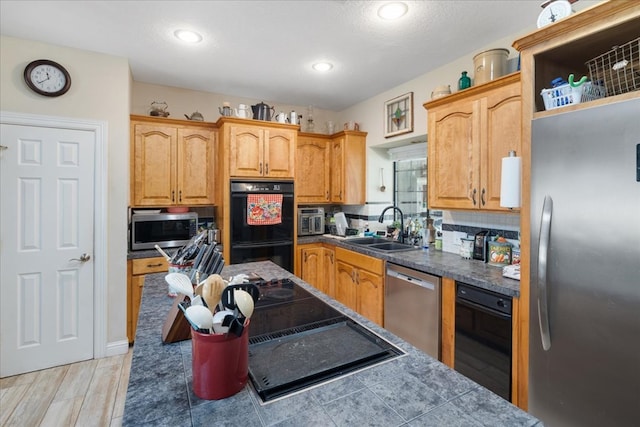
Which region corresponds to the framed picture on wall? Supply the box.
[384,92,413,138]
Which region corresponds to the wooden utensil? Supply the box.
[202,274,226,311]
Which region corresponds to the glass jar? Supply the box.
[458,71,471,90]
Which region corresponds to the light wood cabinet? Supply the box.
[296,134,331,203]
[334,247,384,326]
[127,257,168,343]
[330,131,367,205]
[295,131,366,205]
[424,73,521,212]
[130,115,216,207]
[512,2,640,410]
[216,118,299,262]
[228,123,295,178]
[297,244,335,298]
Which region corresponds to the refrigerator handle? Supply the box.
[537,195,553,351]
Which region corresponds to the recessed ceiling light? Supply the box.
[174,29,202,43]
[312,62,333,72]
[377,2,408,20]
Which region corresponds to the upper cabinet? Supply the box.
[227,122,296,178]
[424,73,521,212]
[330,131,367,205]
[130,116,216,207]
[295,130,367,205]
[513,2,640,117]
[296,133,331,203]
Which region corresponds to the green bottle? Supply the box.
[458,71,471,90]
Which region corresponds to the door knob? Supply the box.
[69,253,91,263]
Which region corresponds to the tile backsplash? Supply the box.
[441,210,520,253]
[319,204,520,254]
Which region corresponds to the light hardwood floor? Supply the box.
[0,348,132,427]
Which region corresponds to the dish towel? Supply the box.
[247,194,283,225]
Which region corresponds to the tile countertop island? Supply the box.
[123,261,538,426]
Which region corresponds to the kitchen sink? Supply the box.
[343,237,382,245]
[367,242,421,252]
[345,237,420,252]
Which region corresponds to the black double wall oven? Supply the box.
[230,181,294,272]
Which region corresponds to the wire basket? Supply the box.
[586,37,640,97]
[540,82,605,111]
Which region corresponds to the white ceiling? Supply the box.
[0,1,597,111]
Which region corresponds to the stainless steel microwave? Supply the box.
[130,212,198,250]
[298,207,325,236]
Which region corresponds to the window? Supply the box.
[393,158,427,219]
[388,142,428,222]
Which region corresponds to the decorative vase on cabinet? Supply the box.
[458,71,471,90]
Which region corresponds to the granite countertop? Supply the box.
[299,235,521,297]
[129,236,520,297]
[123,261,539,426]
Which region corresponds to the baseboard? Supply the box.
[104,340,130,357]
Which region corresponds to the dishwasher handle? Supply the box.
[387,268,435,290]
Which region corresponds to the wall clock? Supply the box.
[537,0,573,28]
[23,59,71,97]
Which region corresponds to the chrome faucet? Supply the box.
[378,206,404,243]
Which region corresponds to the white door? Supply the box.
[0,123,95,377]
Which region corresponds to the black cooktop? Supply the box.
[247,278,404,403]
[249,278,345,337]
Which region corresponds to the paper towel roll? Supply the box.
[500,154,521,208]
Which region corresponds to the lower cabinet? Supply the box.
[298,244,335,298]
[334,247,384,326]
[127,257,168,343]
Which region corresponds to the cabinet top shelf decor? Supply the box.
[130,114,216,129]
[423,72,521,110]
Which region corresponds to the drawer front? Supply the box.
[335,247,384,275]
[131,257,168,275]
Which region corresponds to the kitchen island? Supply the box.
[123,261,539,426]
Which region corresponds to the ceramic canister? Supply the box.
[473,48,509,85]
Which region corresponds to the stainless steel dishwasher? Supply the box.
[385,263,441,359]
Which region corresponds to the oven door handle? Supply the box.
[537,195,553,351]
[456,298,511,320]
[231,240,292,249]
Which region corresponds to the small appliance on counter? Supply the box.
[473,230,489,261]
[333,212,349,236]
[297,207,325,236]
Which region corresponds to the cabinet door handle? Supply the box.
[259,162,263,174]
[304,252,307,262]
[330,253,334,264]
[471,188,477,205]
[172,190,175,202]
[326,191,329,200]
[481,188,486,206]
[265,163,269,174]
[147,263,163,268]
[179,190,182,202]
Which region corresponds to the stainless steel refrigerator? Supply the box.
[530,96,640,427]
